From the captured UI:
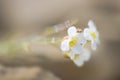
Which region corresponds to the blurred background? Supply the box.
[0,0,120,80]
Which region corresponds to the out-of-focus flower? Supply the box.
[60,20,100,67]
[60,26,86,51]
[71,49,90,67]
[60,26,89,67]
[84,20,100,50]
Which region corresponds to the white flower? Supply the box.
[72,49,91,67]
[60,26,86,53]
[67,26,86,47]
[60,20,100,67]
[60,26,90,67]
[84,20,100,50]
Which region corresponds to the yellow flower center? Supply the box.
[73,54,80,60]
[90,31,96,39]
[69,37,78,47]
[63,52,70,58]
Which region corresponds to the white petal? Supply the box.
[71,45,83,54]
[73,54,84,67]
[60,39,69,52]
[70,45,83,59]
[96,32,100,44]
[76,33,86,46]
[70,52,76,60]
[67,26,77,37]
[83,49,91,61]
[72,49,90,67]
[91,41,97,50]
[88,20,96,31]
[83,28,91,40]
[74,60,84,67]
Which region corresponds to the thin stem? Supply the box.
[44,19,79,36]
[0,36,62,54]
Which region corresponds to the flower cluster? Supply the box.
[60,20,100,67]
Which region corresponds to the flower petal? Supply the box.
[88,20,96,31]
[70,45,83,60]
[91,41,97,50]
[76,33,86,46]
[67,26,77,37]
[83,49,91,61]
[96,31,100,44]
[60,39,69,52]
[73,54,84,67]
[72,45,83,54]
[83,28,91,40]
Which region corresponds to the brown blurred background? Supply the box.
[0,0,120,80]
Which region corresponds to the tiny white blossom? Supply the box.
[70,45,83,60]
[60,20,100,67]
[60,26,90,67]
[72,49,91,67]
[67,26,86,47]
[84,20,100,50]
